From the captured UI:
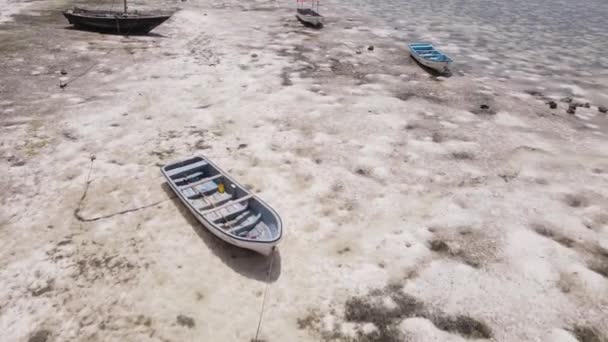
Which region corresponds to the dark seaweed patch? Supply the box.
[452,152,474,160]
[28,330,51,342]
[571,325,606,342]
[429,239,450,252]
[531,223,575,248]
[564,194,588,208]
[176,314,195,328]
[430,314,492,339]
[588,259,608,278]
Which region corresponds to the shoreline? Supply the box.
[1,1,607,341]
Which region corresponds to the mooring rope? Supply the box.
[74,155,175,222]
[254,247,276,341]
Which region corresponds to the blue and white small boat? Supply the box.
[408,43,452,73]
[162,156,282,256]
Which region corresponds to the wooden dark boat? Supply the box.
[296,0,323,28]
[63,6,172,34]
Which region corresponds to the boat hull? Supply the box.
[410,52,450,72]
[165,178,278,256]
[162,156,282,256]
[408,43,452,73]
[296,9,323,27]
[63,9,171,34]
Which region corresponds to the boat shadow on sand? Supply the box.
[64,26,168,38]
[161,183,281,283]
[296,17,323,29]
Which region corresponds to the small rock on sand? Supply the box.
[60,69,67,75]
[176,315,195,328]
[567,105,576,114]
[546,101,557,109]
[8,155,26,167]
[480,104,490,110]
[367,46,374,51]
[599,106,607,113]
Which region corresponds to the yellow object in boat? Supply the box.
[218,183,225,193]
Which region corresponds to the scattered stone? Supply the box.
[9,155,26,167]
[60,69,67,75]
[251,53,258,58]
[237,143,247,149]
[367,45,374,51]
[355,50,362,55]
[583,102,590,108]
[355,168,369,176]
[480,104,490,110]
[176,315,195,328]
[337,246,351,254]
[546,100,557,109]
[599,106,607,113]
[567,105,576,115]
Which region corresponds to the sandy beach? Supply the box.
[1,0,607,341]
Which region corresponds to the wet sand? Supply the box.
[1,0,607,341]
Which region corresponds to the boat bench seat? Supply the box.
[202,195,253,221]
[227,213,262,236]
[174,172,205,186]
[166,160,208,178]
[204,202,248,222]
[182,180,219,198]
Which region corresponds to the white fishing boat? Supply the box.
[162,156,282,256]
[409,43,453,73]
[296,0,323,28]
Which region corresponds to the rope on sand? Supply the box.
[73,155,175,222]
[254,248,276,341]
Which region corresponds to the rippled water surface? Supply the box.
[328,0,608,95]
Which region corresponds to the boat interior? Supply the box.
[163,157,280,241]
[410,44,452,62]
